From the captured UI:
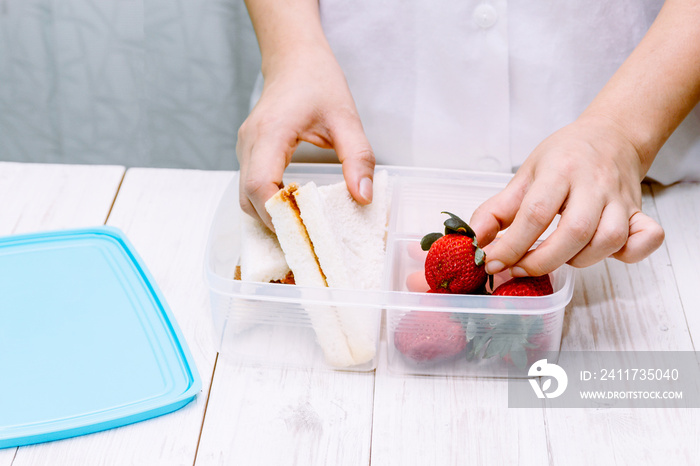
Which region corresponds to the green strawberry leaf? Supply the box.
[472,329,493,355]
[420,232,443,251]
[486,315,503,328]
[441,211,476,238]
[504,338,524,357]
[484,336,508,359]
[492,314,519,330]
[465,320,478,341]
[465,313,548,367]
[509,347,528,370]
[526,316,545,337]
[474,247,485,267]
[466,338,480,360]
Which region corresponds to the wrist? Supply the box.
[261,38,334,80]
[245,0,332,80]
[574,111,652,181]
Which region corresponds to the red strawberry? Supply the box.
[492,275,553,296]
[421,212,487,294]
[394,311,467,362]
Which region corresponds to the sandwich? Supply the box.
[239,212,293,284]
[242,170,390,367]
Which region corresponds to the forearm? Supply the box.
[244,0,331,78]
[581,0,700,176]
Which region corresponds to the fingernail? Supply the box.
[485,260,504,274]
[359,177,373,203]
[510,266,527,277]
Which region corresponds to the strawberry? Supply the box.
[394,310,467,362]
[421,212,487,294]
[492,275,553,296]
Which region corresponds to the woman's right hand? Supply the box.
[236,44,375,231]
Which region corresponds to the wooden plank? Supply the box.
[195,358,376,465]
[369,341,549,465]
[9,168,232,466]
[0,162,124,235]
[651,182,700,342]
[0,162,124,465]
[544,185,699,465]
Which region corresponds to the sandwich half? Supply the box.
[265,170,390,367]
[265,183,354,367]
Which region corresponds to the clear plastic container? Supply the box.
[204,164,574,375]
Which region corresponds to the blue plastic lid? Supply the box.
[0,226,201,448]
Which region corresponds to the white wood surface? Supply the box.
[370,345,550,465]
[0,162,124,235]
[196,359,376,465]
[2,164,699,466]
[0,162,125,466]
[544,184,699,466]
[652,182,700,342]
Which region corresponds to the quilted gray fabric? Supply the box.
[0,0,260,169]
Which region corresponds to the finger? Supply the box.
[329,114,376,204]
[483,174,569,274]
[237,133,257,218]
[469,175,530,247]
[510,190,604,276]
[241,136,296,230]
[566,202,630,268]
[611,211,665,263]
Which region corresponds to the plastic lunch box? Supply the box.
[204,164,574,376]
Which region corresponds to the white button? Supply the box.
[473,4,498,29]
[478,156,502,172]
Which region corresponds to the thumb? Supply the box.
[469,175,529,247]
[610,211,665,263]
[329,114,376,205]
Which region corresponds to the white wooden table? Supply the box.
[0,162,698,466]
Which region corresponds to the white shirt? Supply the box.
[253,0,700,184]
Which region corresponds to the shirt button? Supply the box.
[473,4,498,29]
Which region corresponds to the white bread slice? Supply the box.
[265,184,356,368]
[317,169,389,291]
[294,170,390,364]
[240,213,290,283]
[264,184,326,288]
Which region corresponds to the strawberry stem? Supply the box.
[441,211,477,238]
[474,247,485,267]
[420,232,443,251]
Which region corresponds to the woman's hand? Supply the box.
[237,3,375,230]
[469,116,665,276]
[470,0,700,276]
